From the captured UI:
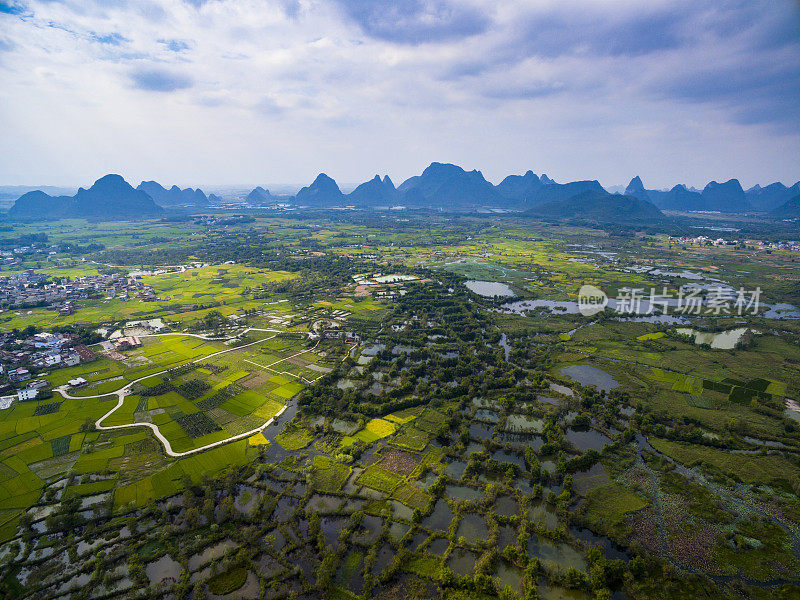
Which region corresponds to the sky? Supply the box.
[0,0,799,191]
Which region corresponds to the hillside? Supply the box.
[528,190,663,223]
[9,174,164,220]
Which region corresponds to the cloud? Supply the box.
[0,0,798,188]
[332,0,489,44]
[158,38,192,52]
[130,68,193,92]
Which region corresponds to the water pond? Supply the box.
[528,536,588,572]
[423,499,454,531]
[447,548,479,576]
[456,513,488,544]
[446,484,483,501]
[504,414,545,433]
[560,365,619,392]
[565,428,611,452]
[528,500,559,529]
[676,327,753,349]
[146,554,181,586]
[466,280,515,297]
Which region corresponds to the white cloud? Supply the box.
[0,0,797,189]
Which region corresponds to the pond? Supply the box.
[494,562,524,594]
[676,327,753,350]
[496,432,544,450]
[372,543,395,575]
[570,526,631,561]
[321,517,346,547]
[352,515,383,545]
[389,499,415,521]
[446,484,483,502]
[549,382,575,397]
[456,513,489,544]
[264,529,285,551]
[409,532,428,551]
[469,422,494,441]
[146,554,181,586]
[209,571,259,600]
[337,551,364,595]
[361,343,386,356]
[447,548,479,576]
[272,496,298,521]
[504,415,545,433]
[565,428,611,452]
[389,521,410,541]
[428,537,450,556]
[306,494,342,513]
[785,399,800,424]
[496,495,519,517]
[537,583,592,600]
[499,300,581,314]
[528,536,588,572]
[474,409,500,423]
[529,500,559,530]
[235,485,262,514]
[188,539,237,570]
[560,365,619,392]
[466,280,515,297]
[498,525,517,549]
[423,499,454,531]
[492,449,525,468]
[444,459,468,480]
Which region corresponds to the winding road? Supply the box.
[56,330,301,457]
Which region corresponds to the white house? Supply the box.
[17,388,38,401]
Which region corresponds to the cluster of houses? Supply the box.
[0,243,61,266]
[672,236,800,251]
[0,378,50,410]
[0,270,160,309]
[0,331,95,383]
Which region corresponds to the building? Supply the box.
[17,388,38,401]
[114,336,142,351]
[63,353,80,367]
[9,367,30,382]
[67,377,88,387]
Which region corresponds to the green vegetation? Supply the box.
[0,213,799,600]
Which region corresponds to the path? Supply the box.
[57,331,294,457]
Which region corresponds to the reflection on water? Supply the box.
[560,365,619,392]
[675,327,753,350]
[465,280,515,297]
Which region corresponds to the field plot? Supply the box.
[0,330,324,524]
[310,456,352,493]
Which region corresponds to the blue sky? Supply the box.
[0,0,798,190]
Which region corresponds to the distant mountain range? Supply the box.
[625,176,800,213]
[6,166,799,221]
[8,175,164,221]
[137,181,216,206]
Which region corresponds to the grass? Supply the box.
[356,465,402,494]
[637,332,665,341]
[583,483,647,530]
[275,427,314,451]
[390,426,429,452]
[650,438,800,491]
[391,482,432,511]
[207,566,248,595]
[310,456,352,493]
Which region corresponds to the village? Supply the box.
[0,270,159,312]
